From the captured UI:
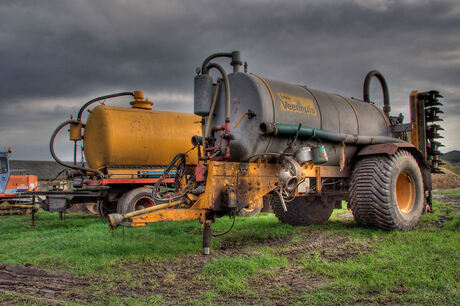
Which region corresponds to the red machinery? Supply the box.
[0,148,39,214]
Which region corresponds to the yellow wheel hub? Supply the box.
[396,171,415,213]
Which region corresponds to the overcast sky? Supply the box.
[1,0,459,160]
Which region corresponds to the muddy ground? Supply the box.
[0,264,88,305]
[1,194,458,305]
[0,230,367,305]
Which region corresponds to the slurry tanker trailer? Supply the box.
[106,51,443,255]
[41,91,262,217]
[38,91,202,217]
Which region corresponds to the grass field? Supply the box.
[0,190,459,305]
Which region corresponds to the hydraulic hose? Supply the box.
[201,52,232,74]
[260,122,405,145]
[51,92,138,178]
[50,120,104,178]
[151,153,187,203]
[363,70,391,117]
[206,63,231,123]
[77,92,134,122]
[211,209,237,237]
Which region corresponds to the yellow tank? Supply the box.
[84,104,201,172]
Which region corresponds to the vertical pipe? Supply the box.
[73,141,78,165]
[204,82,221,139]
[231,51,242,73]
[206,63,230,123]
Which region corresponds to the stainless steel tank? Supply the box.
[206,72,390,165]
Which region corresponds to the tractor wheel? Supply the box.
[97,200,114,218]
[271,196,334,225]
[117,187,156,215]
[349,150,424,230]
[238,198,262,217]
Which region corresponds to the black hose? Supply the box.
[151,153,187,203]
[363,70,391,117]
[212,209,237,237]
[201,52,232,74]
[206,63,231,123]
[49,120,104,177]
[77,92,134,122]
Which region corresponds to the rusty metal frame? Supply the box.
[127,161,351,227]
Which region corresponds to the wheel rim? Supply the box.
[396,171,415,213]
[242,198,262,213]
[133,196,155,211]
[241,207,256,213]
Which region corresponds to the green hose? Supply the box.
[260,122,405,145]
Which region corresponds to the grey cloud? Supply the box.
[0,0,459,158]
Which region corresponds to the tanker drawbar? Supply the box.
[103,51,443,255]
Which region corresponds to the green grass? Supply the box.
[0,213,203,274]
[203,253,288,295]
[0,193,459,304]
[299,225,459,304]
[0,212,295,275]
[433,188,460,196]
[295,198,460,305]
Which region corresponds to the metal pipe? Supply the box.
[201,52,232,74]
[204,82,221,139]
[125,200,182,219]
[260,122,405,144]
[363,70,391,117]
[50,120,105,177]
[73,140,77,165]
[108,199,183,229]
[203,222,211,255]
[0,202,41,210]
[77,92,134,122]
[231,51,242,73]
[206,63,231,123]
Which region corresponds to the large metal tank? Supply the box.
[208,72,390,165]
[84,105,201,171]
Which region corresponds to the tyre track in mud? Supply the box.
[109,228,372,305]
[0,264,89,304]
[0,216,373,304]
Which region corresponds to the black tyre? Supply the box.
[97,200,111,218]
[238,198,262,217]
[117,187,156,215]
[271,196,334,225]
[349,150,424,230]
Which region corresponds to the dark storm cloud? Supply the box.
[0,0,459,159]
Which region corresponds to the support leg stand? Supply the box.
[30,209,36,228]
[203,221,212,255]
